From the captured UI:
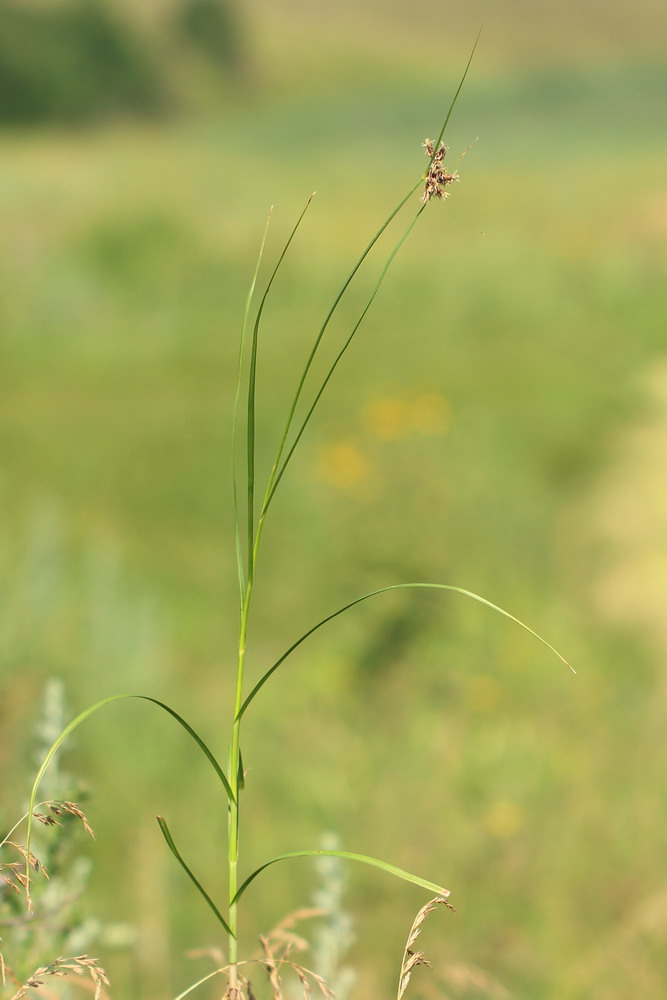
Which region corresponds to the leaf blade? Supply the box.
[232,850,450,905]
[237,582,573,720]
[233,208,273,604]
[431,27,482,155]
[157,816,234,937]
[246,195,315,580]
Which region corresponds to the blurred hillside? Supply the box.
[2,0,666,123]
[254,0,667,60]
[0,0,247,123]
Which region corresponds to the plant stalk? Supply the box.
[228,506,269,984]
[228,589,248,986]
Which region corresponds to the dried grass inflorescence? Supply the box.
[178,910,337,1000]
[397,894,456,1000]
[3,801,95,911]
[1,847,45,892]
[421,139,459,203]
[1,798,101,994]
[248,912,335,1000]
[43,801,96,839]
[9,954,110,1000]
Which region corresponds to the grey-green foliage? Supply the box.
[312,835,356,1000]
[1,680,134,995]
[1,502,166,693]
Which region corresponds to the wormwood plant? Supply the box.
[2,35,572,1000]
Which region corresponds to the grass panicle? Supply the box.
[9,954,110,1000]
[397,896,457,1000]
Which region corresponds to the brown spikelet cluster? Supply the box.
[397,894,456,1000]
[45,800,96,839]
[1,859,31,895]
[421,139,459,203]
[1,801,95,915]
[2,843,49,884]
[9,955,110,1000]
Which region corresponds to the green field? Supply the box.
[2,3,667,998]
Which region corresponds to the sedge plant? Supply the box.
[8,34,573,1000]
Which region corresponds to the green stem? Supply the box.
[228,508,267,983]
[228,586,249,984]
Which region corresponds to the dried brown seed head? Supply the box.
[421,139,458,202]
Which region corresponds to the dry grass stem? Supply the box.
[260,935,283,1000]
[264,907,325,958]
[256,934,334,1000]
[286,961,335,1000]
[176,919,334,1000]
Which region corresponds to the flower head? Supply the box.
[421,139,459,202]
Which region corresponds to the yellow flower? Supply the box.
[316,440,370,489]
[363,392,450,441]
[363,397,410,441]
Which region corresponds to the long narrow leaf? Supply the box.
[233,208,273,605]
[265,206,427,509]
[258,179,421,524]
[232,850,450,905]
[157,817,234,937]
[431,27,482,156]
[237,583,572,721]
[25,694,233,899]
[246,195,315,580]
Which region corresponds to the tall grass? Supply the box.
[2,35,574,1000]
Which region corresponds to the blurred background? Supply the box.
[1,0,667,997]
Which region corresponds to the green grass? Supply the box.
[1,24,667,1000]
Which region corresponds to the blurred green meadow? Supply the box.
[2,1,667,997]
